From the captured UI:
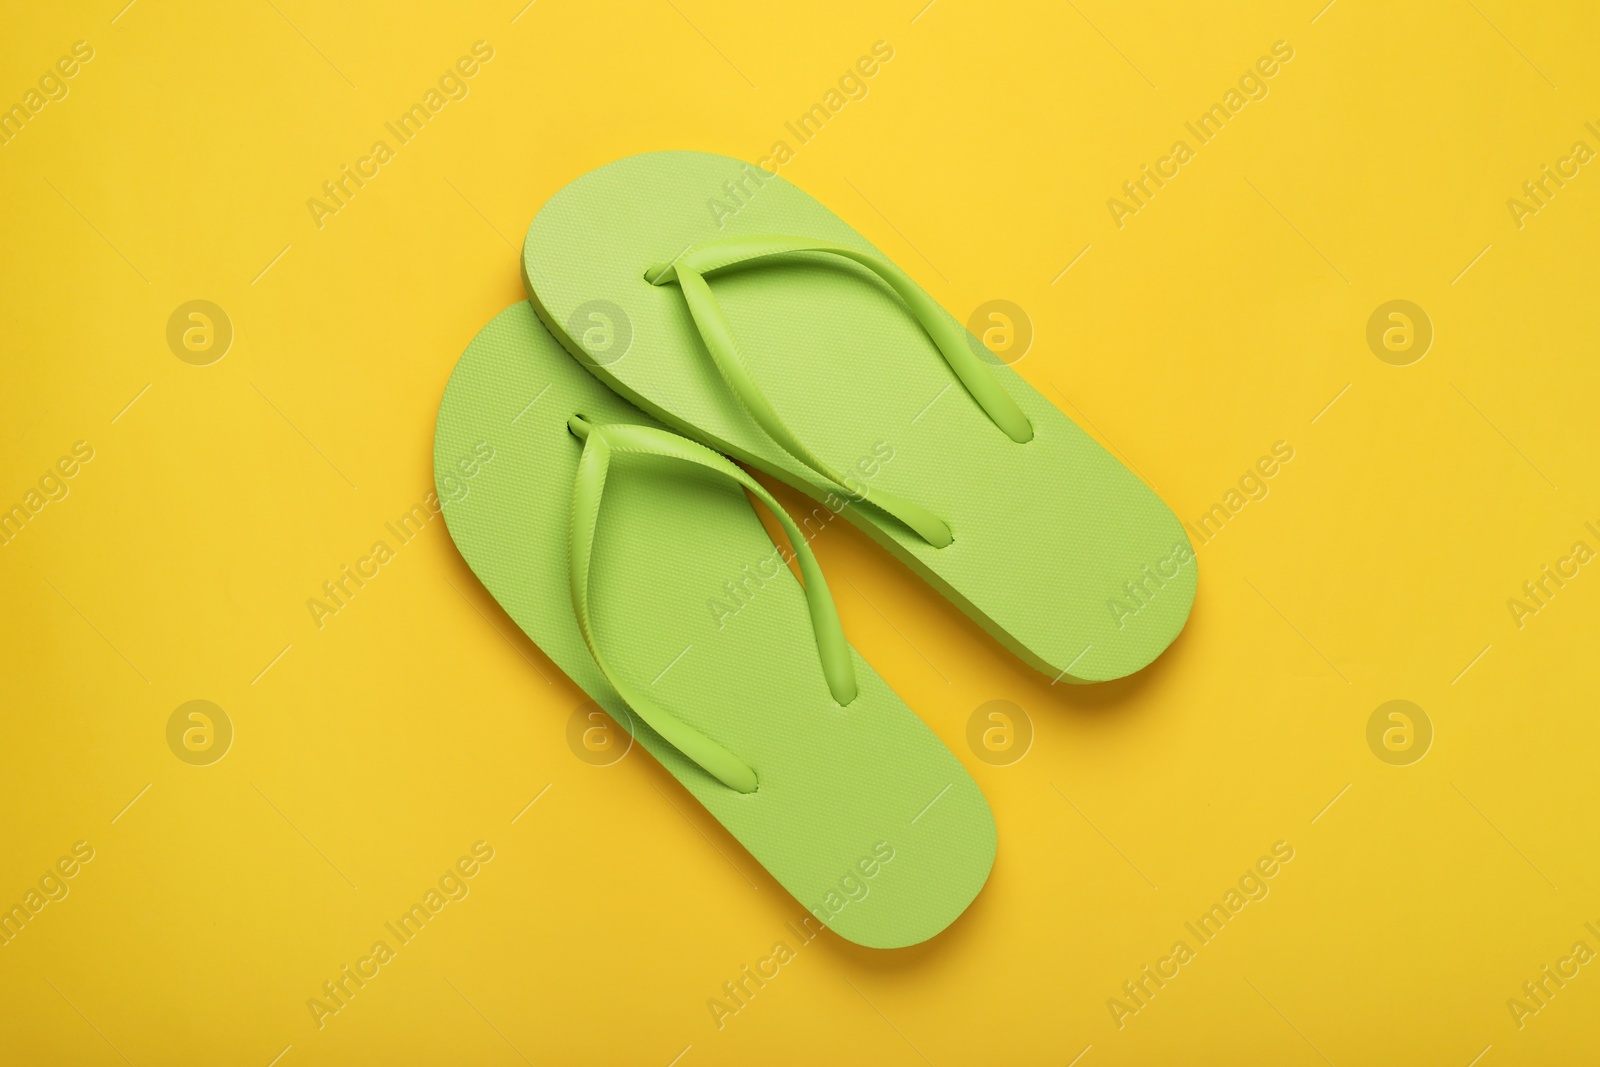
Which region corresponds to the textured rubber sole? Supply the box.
[522,150,1196,682]
[433,303,996,948]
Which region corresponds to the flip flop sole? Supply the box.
[434,303,996,948]
[523,151,1196,683]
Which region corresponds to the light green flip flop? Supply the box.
[522,151,1196,683]
[433,303,995,948]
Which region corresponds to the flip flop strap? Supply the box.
[567,415,858,794]
[646,235,1035,548]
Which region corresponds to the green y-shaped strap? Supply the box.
[646,235,1036,549]
[567,415,858,794]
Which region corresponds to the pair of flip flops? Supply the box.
[434,151,1196,949]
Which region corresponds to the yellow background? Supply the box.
[3,0,1598,1063]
